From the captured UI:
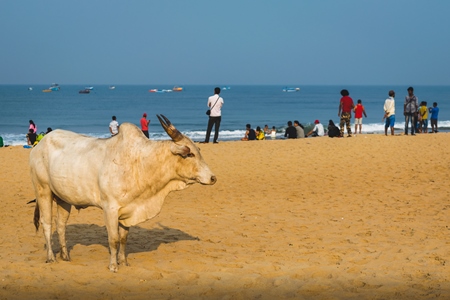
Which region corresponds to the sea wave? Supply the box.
[3,120,450,146]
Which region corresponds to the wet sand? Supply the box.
[1,133,449,299]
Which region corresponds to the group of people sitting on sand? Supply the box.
[26,120,52,146]
[241,119,329,141]
[241,124,277,141]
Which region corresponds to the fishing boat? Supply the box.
[28,87,33,91]
[79,89,90,94]
[85,86,94,90]
[282,87,300,92]
[109,86,116,90]
[172,86,183,92]
[49,83,60,91]
[149,89,172,93]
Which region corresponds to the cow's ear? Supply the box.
[170,144,192,158]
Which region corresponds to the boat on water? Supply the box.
[49,83,60,91]
[282,87,300,92]
[85,86,94,90]
[79,89,91,94]
[172,86,183,92]
[28,87,33,91]
[109,86,116,90]
[149,89,172,93]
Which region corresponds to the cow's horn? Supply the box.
[157,114,183,142]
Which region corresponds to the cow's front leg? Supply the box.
[118,224,130,266]
[103,208,120,272]
[56,198,72,261]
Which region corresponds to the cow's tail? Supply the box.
[33,202,40,232]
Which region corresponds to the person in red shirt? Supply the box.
[338,89,355,137]
[353,99,368,134]
[140,113,150,138]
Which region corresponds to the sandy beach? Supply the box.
[1,133,449,299]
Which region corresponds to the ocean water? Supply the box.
[1,84,449,146]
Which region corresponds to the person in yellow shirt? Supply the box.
[418,101,428,133]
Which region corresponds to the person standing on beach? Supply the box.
[140,113,150,138]
[403,86,418,135]
[383,90,396,136]
[353,99,367,134]
[429,102,439,133]
[29,120,37,134]
[338,89,354,137]
[109,116,119,136]
[202,87,223,144]
[418,101,428,133]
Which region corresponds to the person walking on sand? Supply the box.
[109,115,119,136]
[353,99,367,134]
[338,89,355,137]
[140,113,151,138]
[403,86,419,135]
[202,87,223,144]
[383,90,396,136]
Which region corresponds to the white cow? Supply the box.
[30,115,216,272]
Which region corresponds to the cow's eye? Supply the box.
[187,153,195,158]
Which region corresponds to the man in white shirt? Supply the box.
[383,90,396,136]
[202,87,224,144]
[306,120,324,137]
[109,115,119,136]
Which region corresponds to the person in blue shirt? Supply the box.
[429,102,439,133]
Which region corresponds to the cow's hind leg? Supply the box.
[118,224,130,267]
[104,209,120,272]
[36,191,56,263]
[56,198,72,261]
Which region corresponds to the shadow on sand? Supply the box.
[50,223,199,255]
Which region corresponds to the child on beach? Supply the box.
[429,102,439,133]
[353,99,367,134]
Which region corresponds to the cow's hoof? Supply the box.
[60,253,71,261]
[119,261,130,267]
[108,263,118,273]
[45,258,56,263]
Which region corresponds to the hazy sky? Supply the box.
[1,0,449,85]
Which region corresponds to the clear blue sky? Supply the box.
[1,0,449,85]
